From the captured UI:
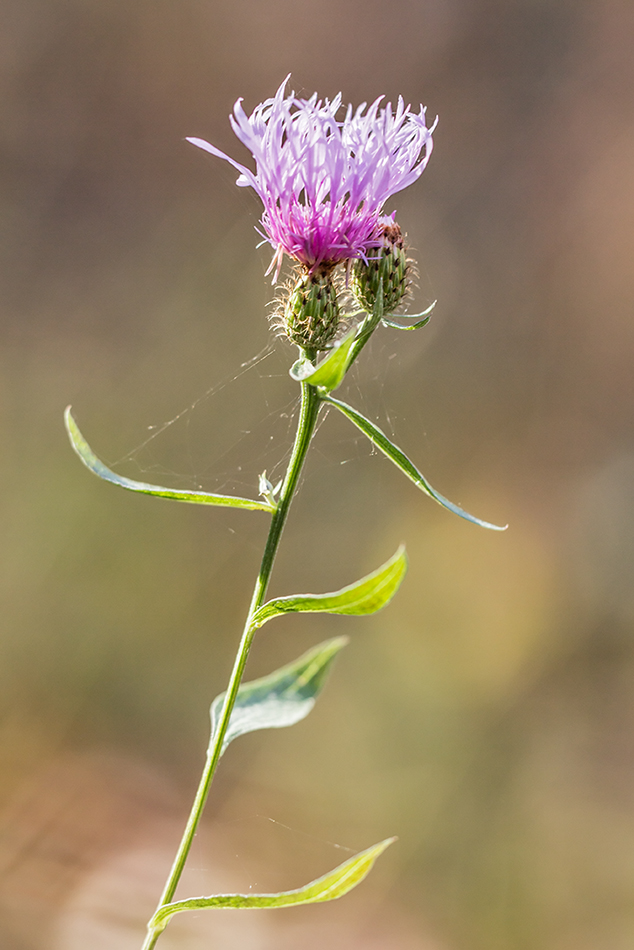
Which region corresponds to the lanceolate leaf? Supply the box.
[251,546,407,629]
[64,407,274,513]
[210,637,348,755]
[382,300,436,331]
[289,327,357,393]
[323,396,507,531]
[149,838,395,931]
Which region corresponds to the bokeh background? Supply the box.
[1,0,634,947]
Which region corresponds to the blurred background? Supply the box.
[1,0,634,947]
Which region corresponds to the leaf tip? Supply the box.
[322,634,350,655]
[390,544,408,579]
[371,836,397,855]
[64,406,82,451]
[484,520,509,532]
[289,357,314,382]
[356,835,398,865]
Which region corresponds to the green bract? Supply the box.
[352,239,409,314]
[283,268,340,351]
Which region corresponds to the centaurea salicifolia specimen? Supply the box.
[65,78,505,949]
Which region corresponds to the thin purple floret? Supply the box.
[187,77,435,281]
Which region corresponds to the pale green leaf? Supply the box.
[382,300,436,330]
[324,396,507,531]
[210,637,348,754]
[150,838,395,930]
[289,327,357,392]
[64,407,274,512]
[251,545,407,629]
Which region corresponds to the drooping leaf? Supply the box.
[324,396,507,531]
[382,300,436,331]
[64,407,274,512]
[210,637,348,755]
[149,838,395,931]
[251,546,407,629]
[289,327,357,392]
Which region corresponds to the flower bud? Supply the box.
[352,219,410,314]
[282,266,340,351]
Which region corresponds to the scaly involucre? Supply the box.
[187,77,435,280]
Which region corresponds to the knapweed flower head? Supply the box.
[187,77,435,282]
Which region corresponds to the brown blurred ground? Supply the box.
[1,1,634,947]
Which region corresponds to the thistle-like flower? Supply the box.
[187,77,435,282]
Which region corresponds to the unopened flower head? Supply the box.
[351,214,412,314]
[283,265,341,351]
[187,77,435,282]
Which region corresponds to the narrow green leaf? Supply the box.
[289,327,357,392]
[150,838,395,929]
[324,396,507,531]
[382,300,436,331]
[210,637,348,754]
[251,545,407,629]
[64,407,274,513]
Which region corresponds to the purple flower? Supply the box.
[187,78,435,281]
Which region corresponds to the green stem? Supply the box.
[142,379,322,950]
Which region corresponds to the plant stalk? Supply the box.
[142,378,322,950]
